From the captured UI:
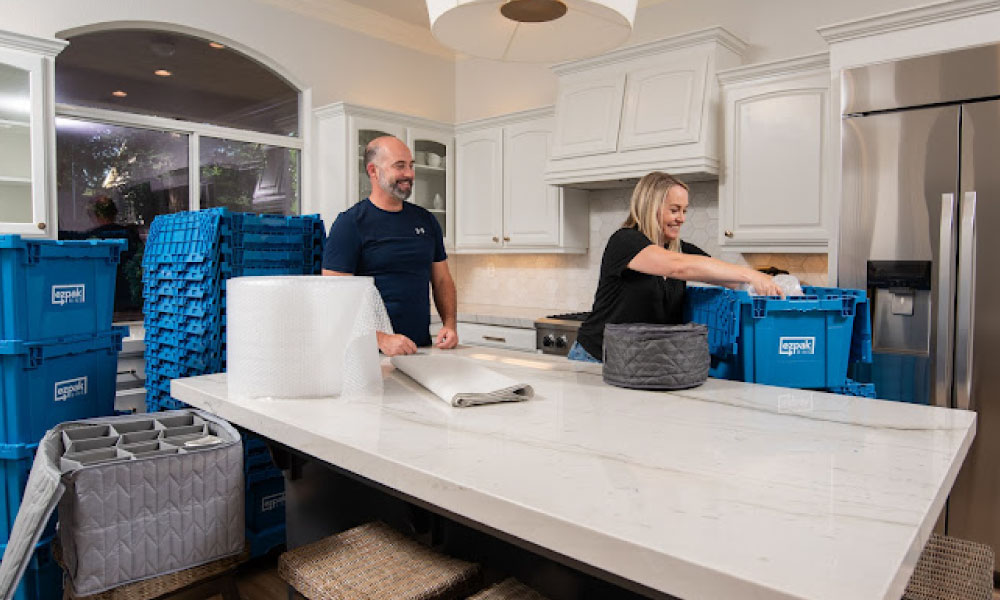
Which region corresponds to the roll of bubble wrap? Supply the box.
[226,276,391,399]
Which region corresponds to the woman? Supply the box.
[570,172,782,363]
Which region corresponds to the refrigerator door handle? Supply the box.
[936,193,957,408]
[955,191,977,411]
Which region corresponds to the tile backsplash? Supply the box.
[452,182,829,312]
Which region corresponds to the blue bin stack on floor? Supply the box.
[0,235,128,600]
[141,208,324,558]
[684,285,875,396]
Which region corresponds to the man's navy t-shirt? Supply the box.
[322,199,446,347]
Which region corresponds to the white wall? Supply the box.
[454,0,927,122]
[4,0,456,122]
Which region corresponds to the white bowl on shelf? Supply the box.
[426,152,443,168]
[415,151,428,165]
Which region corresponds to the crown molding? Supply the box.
[717,52,829,85]
[455,106,555,133]
[0,30,68,57]
[818,0,1000,44]
[253,0,456,61]
[314,101,453,131]
[551,27,747,75]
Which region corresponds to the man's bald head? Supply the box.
[364,136,409,169]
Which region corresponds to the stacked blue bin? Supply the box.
[141,208,324,558]
[0,235,128,600]
[683,285,875,396]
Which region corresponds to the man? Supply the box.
[322,135,458,356]
[85,195,144,317]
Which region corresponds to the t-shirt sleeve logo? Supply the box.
[415,227,426,235]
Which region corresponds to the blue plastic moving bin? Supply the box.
[0,236,124,342]
[684,286,872,390]
[0,327,127,444]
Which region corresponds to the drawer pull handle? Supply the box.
[483,335,506,343]
[724,230,734,238]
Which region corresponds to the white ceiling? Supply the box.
[337,0,670,29]
[339,0,431,27]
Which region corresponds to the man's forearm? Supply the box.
[433,278,457,328]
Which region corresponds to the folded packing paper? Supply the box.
[391,354,534,407]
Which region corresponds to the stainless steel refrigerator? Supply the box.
[840,43,1000,570]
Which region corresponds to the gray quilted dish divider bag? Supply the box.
[602,323,710,390]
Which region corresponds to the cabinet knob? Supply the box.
[37,222,46,230]
[503,236,510,242]
[492,236,499,243]
[724,230,734,238]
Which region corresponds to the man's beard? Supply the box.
[377,171,412,201]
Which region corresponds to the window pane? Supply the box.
[56,118,189,322]
[56,30,298,136]
[200,137,299,215]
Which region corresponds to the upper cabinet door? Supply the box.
[618,56,709,151]
[0,47,50,236]
[719,58,832,250]
[455,128,503,249]
[503,118,559,247]
[550,72,625,159]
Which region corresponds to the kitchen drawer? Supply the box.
[457,322,536,352]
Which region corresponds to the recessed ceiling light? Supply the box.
[154,69,172,77]
[112,90,127,97]
[209,42,225,49]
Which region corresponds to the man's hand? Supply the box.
[435,326,458,349]
[376,331,417,356]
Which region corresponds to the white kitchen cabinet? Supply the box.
[313,102,454,247]
[456,322,536,352]
[0,31,65,237]
[550,72,625,159]
[455,108,588,254]
[546,28,746,186]
[455,128,503,248]
[717,54,834,252]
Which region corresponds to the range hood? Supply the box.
[544,28,746,188]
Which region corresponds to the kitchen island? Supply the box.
[171,347,975,600]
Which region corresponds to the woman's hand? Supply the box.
[746,270,784,297]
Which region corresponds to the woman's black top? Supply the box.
[576,227,708,359]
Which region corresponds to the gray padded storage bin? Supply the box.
[0,409,244,598]
[602,323,710,390]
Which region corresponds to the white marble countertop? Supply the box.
[171,347,975,600]
[430,303,565,328]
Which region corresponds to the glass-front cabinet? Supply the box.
[0,31,65,236]
[407,127,452,246]
[314,103,454,248]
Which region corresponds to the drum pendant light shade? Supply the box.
[427,0,637,63]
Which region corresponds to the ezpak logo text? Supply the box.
[51,284,86,306]
[262,492,286,512]
[779,336,816,356]
[55,377,88,402]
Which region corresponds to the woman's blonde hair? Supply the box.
[622,172,689,252]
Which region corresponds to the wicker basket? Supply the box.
[467,578,550,600]
[902,534,995,600]
[279,521,480,600]
[58,542,248,600]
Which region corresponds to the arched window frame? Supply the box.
[53,22,311,217]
